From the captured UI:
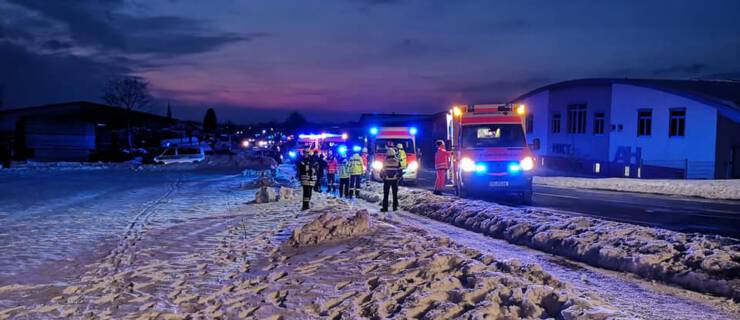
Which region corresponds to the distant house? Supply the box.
[513,79,740,179]
[0,101,174,162]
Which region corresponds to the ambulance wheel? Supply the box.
[521,191,533,205]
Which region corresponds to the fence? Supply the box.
[538,156,718,179]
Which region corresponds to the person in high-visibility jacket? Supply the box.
[298,150,318,210]
[434,140,451,195]
[348,153,365,198]
[326,151,338,194]
[361,147,369,173]
[380,148,402,212]
[338,156,351,198]
[396,143,407,169]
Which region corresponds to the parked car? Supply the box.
[154,146,206,164]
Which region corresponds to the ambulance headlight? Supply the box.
[408,161,418,171]
[460,158,475,172]
[372,160,383,170]
[519,156,534,171]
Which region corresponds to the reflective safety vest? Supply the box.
[327,158,338,174]
[338,161,351,179]
[349,155,365,175]
[435,147,450,170]
[397,149,407,169]
[298,159,317,186]
[381,157,402,181]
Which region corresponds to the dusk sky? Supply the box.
[1,0,739,123]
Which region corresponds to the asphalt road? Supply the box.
[412,169,740,238]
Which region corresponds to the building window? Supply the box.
[552,113,561,133]
[669,108,686,137]
[593,112,605,134]
[567,104,587,134]
[637,109,652,136]
[525,114,534,133]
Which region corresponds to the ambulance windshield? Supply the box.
[461,124,526,148]
[375,139,414,153]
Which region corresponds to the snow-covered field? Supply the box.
[535,176,740,200]
[0,166,738,319]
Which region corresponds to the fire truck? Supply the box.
[368,126,420,183]
[447,104,535,203]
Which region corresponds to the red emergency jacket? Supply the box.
[435,147,450,170]
[327,158,338,174]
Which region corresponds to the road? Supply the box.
[413,169,740,238]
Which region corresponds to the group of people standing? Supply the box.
[296,149,366,210]
[296,143,409,212]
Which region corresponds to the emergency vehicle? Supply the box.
[447,104,535,203]
[291,132,350,159]
[368,126,420,183]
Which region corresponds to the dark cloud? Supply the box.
[6,0,254,57]
[0,42,129,108]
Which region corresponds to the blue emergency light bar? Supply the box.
[288,151,297,158]
[369,127,378,135]
[352,145,362,152]
[338,145,348,154]
[409,127,418,135]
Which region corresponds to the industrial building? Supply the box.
[514,78,740,179]
[0,101,174,162]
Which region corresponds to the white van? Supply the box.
[154,146,206,164]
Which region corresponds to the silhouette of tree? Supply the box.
[283,111,308,129]
[203,108,218,133]
[102,76,153,148]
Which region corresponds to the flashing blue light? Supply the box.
[352,145,362,152]
[508,163,522,173]
[288,151,297,158]
[409,127,418,135]
[369,127,378,135]
[338,145,348,154]
[474,164,487,173]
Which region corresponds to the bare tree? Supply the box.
[102,76,153,148]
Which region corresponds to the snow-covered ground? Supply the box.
[359,183,740,301]
[535,176,740,200]
[0,166,737,319]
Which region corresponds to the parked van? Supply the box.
[154,146,206,164]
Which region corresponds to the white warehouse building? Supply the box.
[513,78,740,179]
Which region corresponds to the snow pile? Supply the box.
[287,209,371,247]
[360,183,740,300]
[535,176,740,200]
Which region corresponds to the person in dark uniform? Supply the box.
[380,148,402,212]
[298,149,317,210]
[314,153,327,193]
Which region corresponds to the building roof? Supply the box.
[513,78,740,122]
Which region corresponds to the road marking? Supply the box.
[534,192,579,199]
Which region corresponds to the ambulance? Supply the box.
[447,104,535,203]
[368,126,420,183]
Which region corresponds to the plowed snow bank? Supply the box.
[535,176,740,200]
[360,184,740,300]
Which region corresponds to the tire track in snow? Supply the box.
[96,176,183,276]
